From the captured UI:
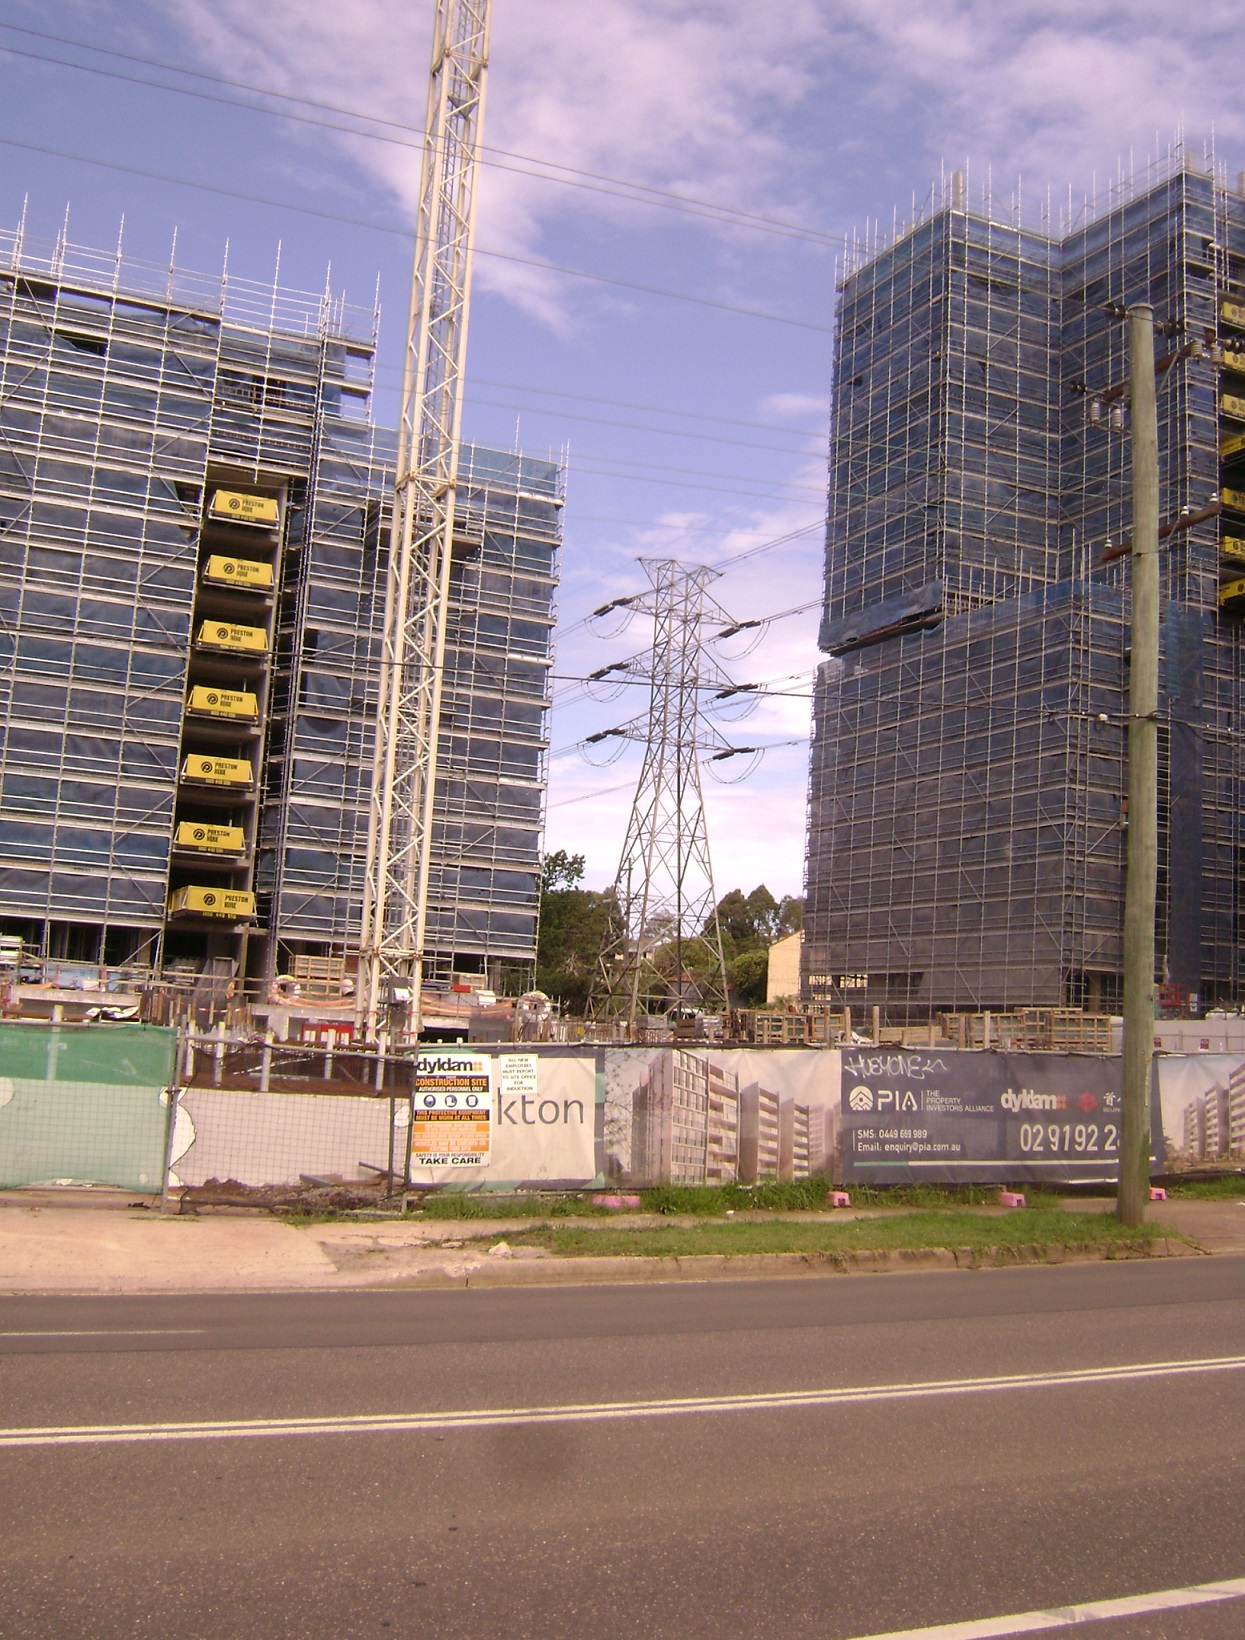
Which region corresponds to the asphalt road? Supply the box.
[2,1257,1245,1639]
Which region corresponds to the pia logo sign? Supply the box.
[849,1087,874,1112]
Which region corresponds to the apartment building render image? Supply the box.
[629,1050,816,1186]
[804,145,1245,1016]
[0,222,561,997]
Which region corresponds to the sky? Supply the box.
[3,1,1245,899]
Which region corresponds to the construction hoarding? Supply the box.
[0,1023,176,1192]
[837,1047,1160,1184]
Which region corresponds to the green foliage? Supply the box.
[706,885,803,1003]
[541,850,586,892]
[495,1209,1173,1259]
[535,852,620,1012]
[1163,1174,1245,1198]
[728,947,770,1006]
[640,1177,833,1214]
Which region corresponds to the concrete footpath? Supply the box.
[0,1190,1242,1294]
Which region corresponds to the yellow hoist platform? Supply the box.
[179,755,254,788]
[168,886,256,919]
[195,621,269,655]
[208,490,281,527]
[185,686,259,721]
[202,555,274,591]
[1222,296,1245,331]
[174,822,246,854]
[1220,486,1245,514]
[1219,577,1245,607]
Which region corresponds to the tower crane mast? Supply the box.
[359,0,492,1042]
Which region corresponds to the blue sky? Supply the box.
[3,1,1244,899]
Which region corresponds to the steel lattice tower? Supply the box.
[358,0,491,1041]
[592,559,735,1031]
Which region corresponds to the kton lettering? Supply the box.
[497,1096,586,1127]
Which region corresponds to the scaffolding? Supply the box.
[0,218,561,1001]
[805,141,1242,1015]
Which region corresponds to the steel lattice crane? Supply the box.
[358,0,492,1043]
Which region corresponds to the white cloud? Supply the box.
[757,391,829,427]
[154,0,831,323]
[830,1,1245,208]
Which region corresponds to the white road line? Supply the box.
[0,1352,1243,1449]
[0,1330,207,1339]
[845,1574,1245,1638]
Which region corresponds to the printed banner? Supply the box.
[407,1051,598,1187]
[1155,1054,1245,1172]
[839,1047,1161,1184]
[602,1046,839,1188]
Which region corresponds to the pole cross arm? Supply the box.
[1100,500,1222,564]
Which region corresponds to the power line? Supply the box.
[0,135,833,334]
[469,377,828,440]
[0,22,846,251]
[571,449,824,493]
[552,522,824,656]
[465,393,817,457]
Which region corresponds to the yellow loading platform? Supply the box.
[208,490,281,527]
[1223,392,1245,422]
[174,822,246,854]
[1220,486,1245,514]
[1219,577,1245,607]
[202,555,274,591]
[1221,534,1245,565]
[168,886,256,919]
[1222,430,1245,460]
[194,620,269,655]
[185,686,259,722]
[1222,297,1245,331]
[179,755,254,788]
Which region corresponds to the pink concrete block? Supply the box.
[828,1191,851,1208]
[590,1193,642,1209]
[998,1191,1026,1209]
[1149,1187,1167,1202]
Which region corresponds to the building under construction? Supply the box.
[0,222,561,997]
[804,144,1244,1015]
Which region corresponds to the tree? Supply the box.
[535,853,619,1013]
[707,884,802,953]
[541,849,586,892]
[728,947,770,1007]
[702,884,804,1007]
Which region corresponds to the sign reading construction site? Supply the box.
[412,1052,493,1167]
[839,1048,1160,1185]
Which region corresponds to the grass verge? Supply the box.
[484,1208,1178,1260]
[1163,1175,1245,1199]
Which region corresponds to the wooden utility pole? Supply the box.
[1118,304,1159,1226]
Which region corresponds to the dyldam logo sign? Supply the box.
[1000,1089,1068,1113]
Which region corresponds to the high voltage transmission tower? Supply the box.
[589,559,750,1033]
[358,0,491,1042]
